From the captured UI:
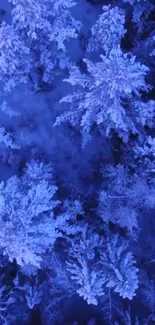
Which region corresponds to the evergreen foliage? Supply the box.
[0,0,154,323]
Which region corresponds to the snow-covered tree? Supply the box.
[9,0,53,40]
[66,227,138,304]
[134,100,155,128]
[98,164,155,232]
[0,22,30,94]
[66,226,105,305]
[133,135,155,175]
[9,0,81,83]
[87,5,126,54]
[55,46,149,145]
[9,0,81,47]
[0,161,66,267]
[67,257,105,305]
[100,235,138,300]
[99,190,139,233]
[24,160,53,184]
